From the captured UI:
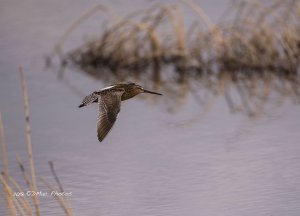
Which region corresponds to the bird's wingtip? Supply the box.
[78,104,84,108]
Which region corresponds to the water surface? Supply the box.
[1,0,300,215]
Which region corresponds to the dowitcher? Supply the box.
[79,82,162,142]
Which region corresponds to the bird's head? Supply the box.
[134,84,162,96]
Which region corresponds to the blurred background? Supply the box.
[1,0,300,215]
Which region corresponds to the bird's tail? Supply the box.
[78,92,98,108]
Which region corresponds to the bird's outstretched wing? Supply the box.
[79,92,98,108]
[97,89,124,142]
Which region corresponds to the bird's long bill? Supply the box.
[143,89,162,95]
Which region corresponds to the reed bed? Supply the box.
[53,0,300,116]
[0,68,73,216]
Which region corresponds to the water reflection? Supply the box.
[52,1,300,117]
[1,0,300,216]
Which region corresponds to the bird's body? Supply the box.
[79,82,162,142]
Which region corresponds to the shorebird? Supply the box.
[79,82,162,142]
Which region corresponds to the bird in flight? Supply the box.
[79,82,162,142]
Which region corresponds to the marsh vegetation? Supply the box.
[2,1,300,215]
[0,69,74,216]
[52,0,300,116]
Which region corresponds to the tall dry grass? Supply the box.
[50,0,300,116]
[0,68,73,216]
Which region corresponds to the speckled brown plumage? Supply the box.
[79,82,162,142]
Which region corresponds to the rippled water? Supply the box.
[1,0,300,215]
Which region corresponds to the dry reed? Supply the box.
[0,113,9,178]
[19,67,40,216]
[52,0,300,116]
[0,68,73,215]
